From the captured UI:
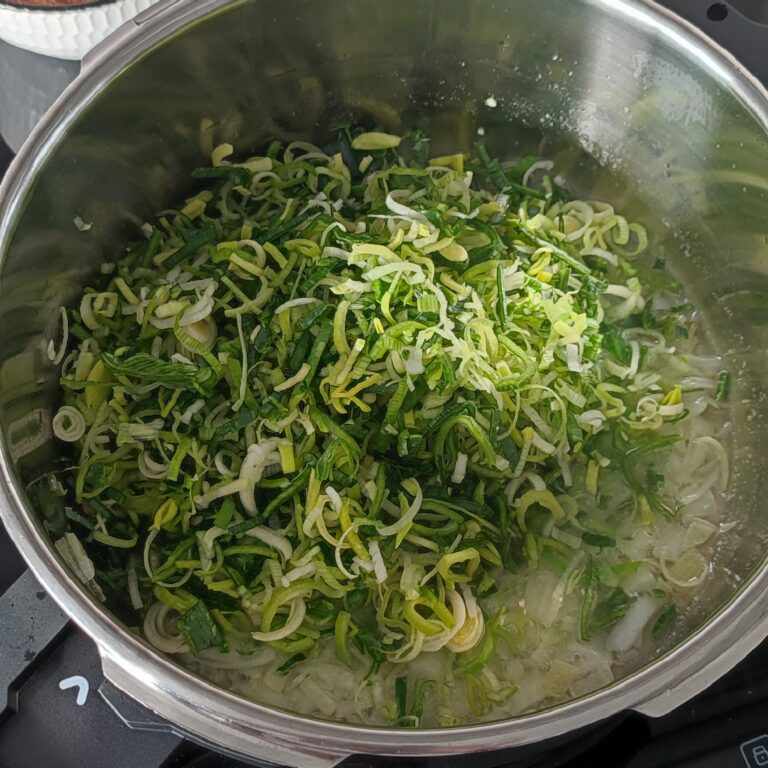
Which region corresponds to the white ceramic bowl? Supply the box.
[0,0,159,60]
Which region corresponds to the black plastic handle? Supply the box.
[662,0,768,87]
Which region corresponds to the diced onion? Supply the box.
[605,596,659,653]
[368,541,388,584]
[451,453,468,484]
[245,526,293,561]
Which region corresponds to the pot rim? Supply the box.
[1,0,768,764]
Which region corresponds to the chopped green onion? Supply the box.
[47,129,729,729]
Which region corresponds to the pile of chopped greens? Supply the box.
[44,128,730,726]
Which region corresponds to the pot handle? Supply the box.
[98,649,353,768]
[630,665,730,719]
[661,1,768,87]
[631,598,768,719]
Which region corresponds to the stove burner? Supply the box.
[2,2,768,766]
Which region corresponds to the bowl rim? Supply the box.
[0,0,120,12]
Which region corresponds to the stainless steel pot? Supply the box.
[2,0,768,765]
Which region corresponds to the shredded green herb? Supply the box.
[652,602,678,636]
[176,599,227,655]
[715,370,730,402]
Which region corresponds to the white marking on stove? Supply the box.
[58,675,89,706]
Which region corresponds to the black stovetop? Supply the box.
[3,3,768,767]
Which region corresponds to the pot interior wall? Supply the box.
[1,0,768,723]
